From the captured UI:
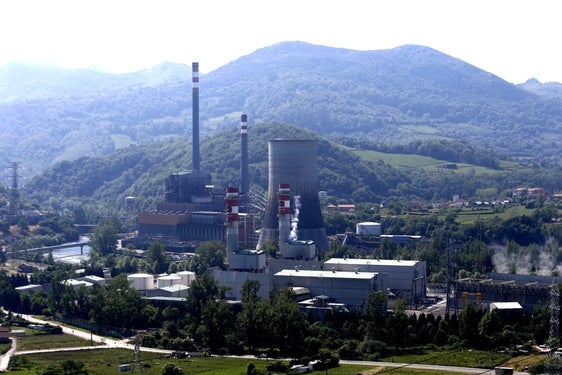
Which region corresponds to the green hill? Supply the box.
[22,123,561,218]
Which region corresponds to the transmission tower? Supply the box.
[131,343,144,374]
[545,285,562,374]
[445,239,459,316]
[8,162,20,215]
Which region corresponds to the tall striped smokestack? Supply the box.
[192,62,200,172]
[240,114,249,212]
[225,187,239,253]
[257,140,329,251]
[278,184,291,245]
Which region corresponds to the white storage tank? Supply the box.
[156,273,182,289]
[127,273,154,290]
[177,271,196,286]
[356,222,381,236]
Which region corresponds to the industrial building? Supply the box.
[454,273,559,311]
[127,271,197,302]
[272,269,386,308]
[134,63,255,250]
[323,258,427,305]
[212,184,426,309]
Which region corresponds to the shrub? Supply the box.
[266,361,288,373]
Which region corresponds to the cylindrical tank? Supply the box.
[177,271,196,286]
[356,222,381,236]
[156,274,182,289]
[257,140,328,251]
[127,273,154,290]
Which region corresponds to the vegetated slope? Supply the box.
[0,62,192,177]
[23,123,404,214]
[24,122,562,217]
[3,41,562,179]
[208,42,562,163]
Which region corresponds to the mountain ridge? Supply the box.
[1,41,562,181]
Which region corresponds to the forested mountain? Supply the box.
[517,78,562,100]
[22,123,401,214]
[22,122,562,217]
[2,41,562,181]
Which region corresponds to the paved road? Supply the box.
[0,311,173,372]
[341,359,529,374]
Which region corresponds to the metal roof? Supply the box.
[274,269,377,280]
[490,301,523,310]
[324,258,419,267]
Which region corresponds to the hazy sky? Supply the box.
[1,0,560,83]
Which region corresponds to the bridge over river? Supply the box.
[7,239,90,261]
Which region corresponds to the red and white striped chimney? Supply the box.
[278,184,291,244]
[225,187,239,253]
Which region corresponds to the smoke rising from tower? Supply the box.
[289,195,301,241]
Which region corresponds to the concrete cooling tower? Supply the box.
[257,140,329,251]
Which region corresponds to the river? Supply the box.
[47,236,91,264]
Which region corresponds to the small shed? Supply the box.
[489,302,523,311]
[0,326,9,339]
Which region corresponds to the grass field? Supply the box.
[453,205,535,225]
[7,348,501,375]
[352,148,523,175]
[379,348,512,369]
[5,332,536,374]
[15,331,100,352]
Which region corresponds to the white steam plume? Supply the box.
[289,195,301,242]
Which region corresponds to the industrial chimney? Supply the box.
[192,62,200,172]
[278,183,291,246]
[240,114,249,212]
[225,187,239,254]
[225,186,266,271]
[257,140,329,251]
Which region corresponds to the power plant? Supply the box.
[135,63,328,253]
[135,63,250,249]
[132,61,427,311]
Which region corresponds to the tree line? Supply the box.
[0,265,554,366]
